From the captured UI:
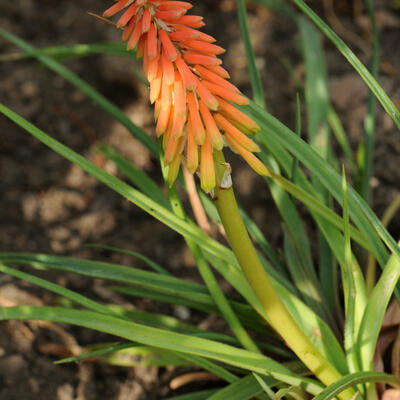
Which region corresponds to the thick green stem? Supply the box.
[212,151,354,399]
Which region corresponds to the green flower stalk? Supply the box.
[213,151,355,400]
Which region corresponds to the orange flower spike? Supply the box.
[202,80,249,105]
[216,97,261,133]
[147,23,158,60]
[102,0,266,191]
[175,55,198,90]
[186,118,199,173]
[187,92,205,145]
[183,52,222,66]
[141,8,152,32]
[200,133,216,193]
[182,40,225,56]
[214,113,260,153]
[194,64,239,93]
[225,135,269,176]
[161,49,175,85]
[159,29,178,61]
[103,0,131,18]
[117,3,137,28]
[199,101,224,151]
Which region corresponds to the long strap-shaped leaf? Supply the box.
[166,390,217,400]
[312,371,400,400]
[0,306,323,395]
[0,43,136,62]
[206,374,274,400]
[357,246,400,371]
[0,263,242,381]
[237,0,266,108]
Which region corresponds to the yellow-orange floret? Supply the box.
[103,0,265,192]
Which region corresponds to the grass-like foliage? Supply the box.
[1,0,400,398]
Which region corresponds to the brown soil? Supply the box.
[1,0,400,398]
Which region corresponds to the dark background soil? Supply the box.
[1,0,400,399]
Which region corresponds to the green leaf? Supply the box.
[312,371,400,400]
[290,93,301,184]
[56,342,137,364]
[237,0,266,108]
[97,345,191,367]
[341,171,360,374]
[0,252,269,337]
[283,230,330,323]
[0,263,122,319]
[59,342,190,367]
[249,0,298,21]
[272,386,306,400]
[165,390,218,400]
[87,244,169,275]
[0,43,136,62]
[358,0,379,203]
[327,107,357,177]
[0,259,257,360]
[206,374,273,400]
[253,373,275,397]
[0,306,324,395]
[357,246,400,371]
[299,17,337,322]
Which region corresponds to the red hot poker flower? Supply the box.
[103,0,267,192]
